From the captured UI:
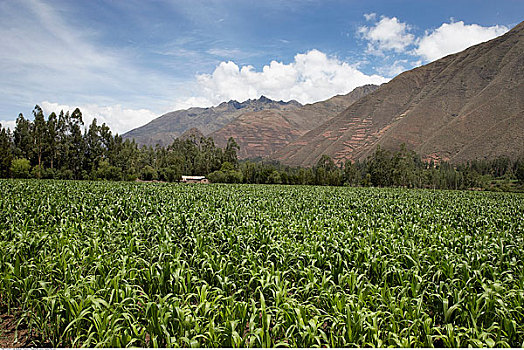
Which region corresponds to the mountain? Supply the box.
[178,127,205,142]
[210,85,379,159]
[122,96,302,147]
[273,21,524,166]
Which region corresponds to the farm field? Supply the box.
[0,180,523,347]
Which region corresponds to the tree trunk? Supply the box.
[38,146,42,179]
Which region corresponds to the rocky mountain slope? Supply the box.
[273,21,524,166]
[210,85,379,158]
[122,96,302,147]
[178,127,205,142]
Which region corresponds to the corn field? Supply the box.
[0,179,523,347]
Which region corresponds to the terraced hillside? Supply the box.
[273,21,524,166]
[211,85,378,159]
[123,97,302,147]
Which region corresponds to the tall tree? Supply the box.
[224,137,239,166]
[56,110,69,171]
[31,105,47,178]
[314,155,341,185]
[84,118,103,173]
[0,125,13,177]
[368,145,393,187]
[344,160,361,186]
[46,112,58,170]
[68,108,85,178]
[13,113,33,160]
[516,160,524,184]
[392,144,416,187]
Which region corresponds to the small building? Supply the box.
[181,175,210,184]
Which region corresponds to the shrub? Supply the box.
[140,165,158,181]
[10,158,31,178]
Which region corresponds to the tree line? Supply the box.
[1,105,523,191]
[0,106,239,181]
[238,145,524,191]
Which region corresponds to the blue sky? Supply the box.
[0,0,522,133]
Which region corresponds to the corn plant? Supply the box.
[0,179,523,347]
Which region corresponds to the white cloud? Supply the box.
[40,102,157,135]
[207,48,245,58]
[364,13,376,21]
[0,120,16,131]
[171,97,215,111]
[414,21,509,62]
[0,1,116,97]
[377,60,410,77]
[358,15,511,75]
[0,0,176,123]
[183,49,388,106]
[358,16,415,55]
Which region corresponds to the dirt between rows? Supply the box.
[0,311,33,348]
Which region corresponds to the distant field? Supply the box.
[0,180,523,347]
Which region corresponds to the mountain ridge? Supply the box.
[272,21,524,166]
[210,84,379,159]
[122,96,302,147]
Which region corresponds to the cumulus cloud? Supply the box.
[358,15,511,75]
[184,49,388,106]
[40,102,157,135]
[414,21,509,62]
[358,16,415,55]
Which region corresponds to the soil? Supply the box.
[0,312,33,348]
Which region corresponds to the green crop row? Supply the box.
[0,179,523,347]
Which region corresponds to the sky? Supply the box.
[0,0,522,134]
